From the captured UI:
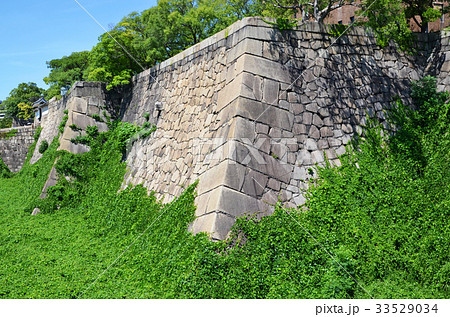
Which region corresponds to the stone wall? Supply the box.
[0,126,35,173]
[31,82,112,165]
[424,30,450,92]
[30,97,66,164]
[120,17,450,240]
[57,82,111,155]
[30,82,113,205]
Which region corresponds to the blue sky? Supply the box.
[0,0,157,101]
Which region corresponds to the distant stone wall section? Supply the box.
[0,126,35,173]
[57,82,111,155]
[423,30,450,92]
[30,97,66,164]
[31,82,112,164]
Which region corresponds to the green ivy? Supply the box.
[0,157,11,178]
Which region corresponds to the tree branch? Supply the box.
[412,15,422,29]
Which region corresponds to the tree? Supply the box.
[17,103,33,120]
[261,1,447,49]
[223,0,264,20]
[43,51,90,99]
[87,0,234,89]
[263,0,358,22]
[360,0,413,49]
[2,83,44,119]
[404,0,444,33]
[87,15,144,90]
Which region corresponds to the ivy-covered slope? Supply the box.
[0,78,448,299]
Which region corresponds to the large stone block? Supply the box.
[226,38,263,64]
[71,112,97,131]
[227,139,292,183]
[235,97,294,131]
[191,212,236,241]
[196,159,246,196]
[69,98,88,114]
[263,79,280,104]
[228,116,258,140]
[242,169,268,197]
[234,54,291,84]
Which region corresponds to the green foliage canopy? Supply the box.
[43,51,90,99]
[1,82,44,119]
[86,0,245,89]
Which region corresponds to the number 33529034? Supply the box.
[376,304,438,314]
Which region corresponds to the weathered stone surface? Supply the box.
[313,114,324,127]
[308,125,320,139]
[320,127,333,137]
[206,186,263,218]
[71,112,97,131]
[0,127,35,173]
[71,98,88,114]
[303,112,313,125]
[191,212,236,241]
[305,139,318,151]
[31,208,40,216]
[235,97,294,131]
[197,159,246,196]
[242,169,268,197]
[263,79,280,104]
[235,54,291,84]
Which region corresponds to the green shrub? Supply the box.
[0,129,18,140]
[38,140,49,154]
[91,114,103,122]
[0,117,12,129]
[0,157,11,178]
[102,110,111,122]
[143,113,150,121]
[71,125,100,146]
[69,124,81,131]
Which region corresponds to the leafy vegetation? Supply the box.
[43,51,90,99]
[33,126,42,142]
[38,140,49,154]
[261,0,448,49]
[59,110,69,134]
[1,82,44,119]
[17,102,34,120]
[0,77,448,298]
[260,0,357,23]
[0,116,12,129]
[0,157,11,178]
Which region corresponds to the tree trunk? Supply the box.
[421,19,428,33]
